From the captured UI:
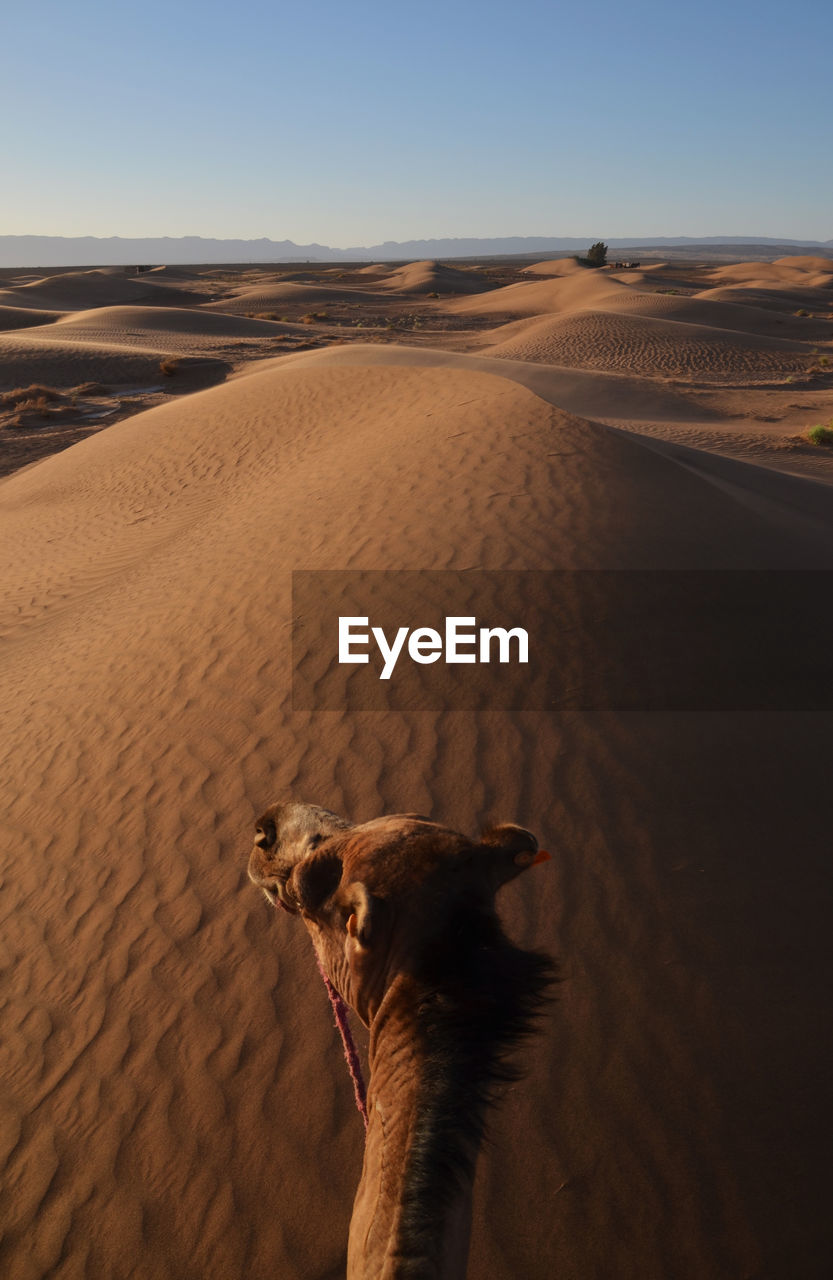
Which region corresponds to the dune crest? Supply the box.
[382,258,490,293]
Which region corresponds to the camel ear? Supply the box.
[345,882,384,949]
[478,823,550,886]
[480,822,538,855]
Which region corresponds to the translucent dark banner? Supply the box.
[291,570,833,711]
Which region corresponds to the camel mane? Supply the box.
[397,900,557,1256]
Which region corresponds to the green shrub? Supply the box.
[574,241,608,269]
[808,423,833,446]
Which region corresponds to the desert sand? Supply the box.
[1,254,832,1278]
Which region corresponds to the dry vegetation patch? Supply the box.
[0,383,102,428]
[1,383,64,410]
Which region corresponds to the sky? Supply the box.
[3,0,832,246]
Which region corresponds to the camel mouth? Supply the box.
[254,876,294,913]
[248,863,290,911]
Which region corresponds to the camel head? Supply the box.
[248,801,550,1026]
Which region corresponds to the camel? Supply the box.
[248,801,555,1279]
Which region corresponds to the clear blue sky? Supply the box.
[4,0,831,245]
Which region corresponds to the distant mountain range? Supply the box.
[1,233,832,268]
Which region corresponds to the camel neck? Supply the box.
[344,910,553,1278]
[346,975,478,1280]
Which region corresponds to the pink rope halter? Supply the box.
[314,952,369,1131]
[271,897,368,1130]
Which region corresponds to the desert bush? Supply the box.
[0,384,63,408]
[10,402,76,425]
[808,423,833,446]
[16,396,53,412]
[160,357,181,376]
[574,241,608,269]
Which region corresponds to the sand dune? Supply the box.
[707,259,833,290]
[697,282,833,315]
[260,339,719,424]
[49,305,296,337]
[0,331,227,391]
[481,308,812,379]
[0,268,205,312]
[2,341,833,1280]
[561,287,833,340]
[20,305,301,357]
[617,265,707,292]
[0,304,63,331]
[245,341,833,480]
[146,264,201,279]
[521,257,588,276]
[15,268,168,308]
[381,259,490,293]
[773,253,833,273]
[445,270,631,317]
[0,286,74,312]
[203,281,390,313]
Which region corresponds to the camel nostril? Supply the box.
[253,818,277,850]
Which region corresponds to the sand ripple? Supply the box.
[484,309,812,380]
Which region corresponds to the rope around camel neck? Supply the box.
[315,952,369,1131]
